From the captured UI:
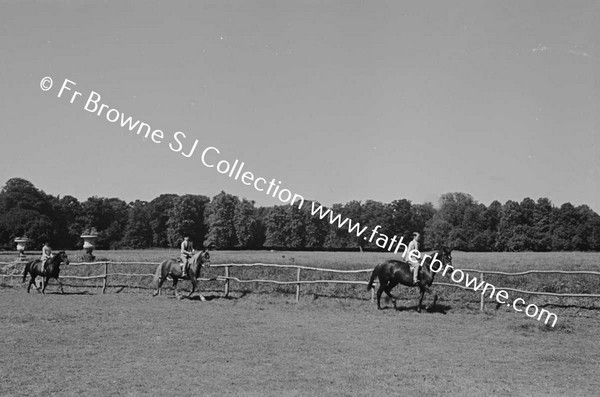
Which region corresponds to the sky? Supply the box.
[1,1,598,212]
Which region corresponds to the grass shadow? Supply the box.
[374,305,397,311]
[392,302,451,315]
[45,290,92,295]
[221,291,250,300]
[185,293,247,301]
[425,303,451,314]
[187,294,220,301]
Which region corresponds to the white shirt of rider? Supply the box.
[406,239,420,264]
[181,240,192,255]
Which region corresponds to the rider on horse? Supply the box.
[180,236,194,277]
[40,241,52,275]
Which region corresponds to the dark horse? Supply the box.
[22,251,70,294]
[367,247,454,312]
[152,250,211,300]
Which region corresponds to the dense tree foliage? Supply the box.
[166,194,210,248]
[121,200,152,248]
[1,178,599,252]
[147,194,178,247]
[204,192,239,249]
[0,178,55,248]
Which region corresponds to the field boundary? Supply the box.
[2,261,600,308]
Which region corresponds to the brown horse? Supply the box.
[152,250,211,300]
[367,247,454,312]
[22,251,70,294]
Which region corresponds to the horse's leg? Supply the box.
[157,274,168,296]
[56,277,65,294]
[173,278,181,300]
[417,286,426,313]
[384,280,399,309]
[32,275,42,294]
[188,271,206,301]
[42,277,50,294]
[154,264,172,297]
[195,278,206,302]
[376,281,387,310]
[186,272,195,298]
[153,274,164,297]
[423,287,437,310]
[27,275,34,293]
[187,276,197,299]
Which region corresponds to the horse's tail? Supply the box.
[22,261,30,283]
[152,262,163,288]
[367,264,381,291]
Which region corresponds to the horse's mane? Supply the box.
[48,251,68,266]
[50,251,66,260]
[419,248,449,270]
[189,250,207,268]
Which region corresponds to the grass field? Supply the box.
[1,250,599,396]
[0,288,598,396]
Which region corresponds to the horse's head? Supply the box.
[57,251,70,266]
[438,246,453,274]
[191,249,210,268]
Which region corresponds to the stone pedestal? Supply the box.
[14,237,30,261]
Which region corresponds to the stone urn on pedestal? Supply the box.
[80,229,99,262]
[14,237,30,261]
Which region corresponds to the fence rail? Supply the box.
[1,261,599,308]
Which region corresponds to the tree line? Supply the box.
[1,178,599,252]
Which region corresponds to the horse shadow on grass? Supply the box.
[44,291,92,296]
[379,302,452,315]
[186,294,219,302]
[181,291,250,301]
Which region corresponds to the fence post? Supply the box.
[479,272,484,311]
[102,262,108,294]
[224,265,230,298]
[295,267,301,303]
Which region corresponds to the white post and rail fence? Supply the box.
[1,261,599,309]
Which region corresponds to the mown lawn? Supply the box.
[1,251,599,395]
[0,288,598,396]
